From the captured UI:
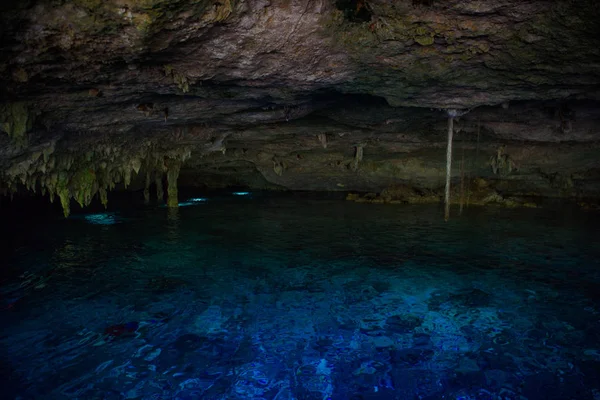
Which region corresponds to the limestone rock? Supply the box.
[0,0,599,210]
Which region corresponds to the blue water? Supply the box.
[1,193,599,400]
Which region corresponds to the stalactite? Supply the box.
[155,175,164,203]
[124,168,132,188]
[71,169,97,208]
[143,172,151,204]
[56,172,70,217]
[131,158,141,175]
[57,187,70,218]
[444,115,454,222]
[352,144,364,172]
[0,137,194,217]
[459,146,465,215]
[99,187,108,209]
[166,161,181,208]
[317,133,327,149]
[273,160,284,176]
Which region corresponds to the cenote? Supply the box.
[1,192,600,400]
[2,1,600,399]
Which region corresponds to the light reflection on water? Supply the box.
[83,212,120,225]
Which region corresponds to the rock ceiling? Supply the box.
[1,0,600,213]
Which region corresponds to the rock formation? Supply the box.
[1,0,599,215]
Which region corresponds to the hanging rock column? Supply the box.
[166,160,181,208]
[351,144,364,172]
[99,187,108,209]
[445,113,454,221]
[143,172,151,205]
[155,175,164,203]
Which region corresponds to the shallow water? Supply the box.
[1,193,600,400]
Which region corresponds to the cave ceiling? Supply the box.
[1,0,600,211]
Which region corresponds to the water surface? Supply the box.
[1,193,599,400]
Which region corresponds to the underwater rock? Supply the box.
[385,314,424,334]
[312,337,335,355]
[428,288,492,312]
[448,288,492,308]
[456,357,481,374]
[104,321,139,338]
[389,347,434,366]
[371,335,395,349]
[412,333,432,349]
[192,305,226,335]
[484,369,509,389]
[174,334,205,353]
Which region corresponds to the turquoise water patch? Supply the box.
[83,212,121,225]
[160,197,208,207]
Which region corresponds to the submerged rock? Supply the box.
[385,314,424,334]
[174,334,205,353]
[104,321,139,338]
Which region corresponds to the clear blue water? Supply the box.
[1,193,600,400]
